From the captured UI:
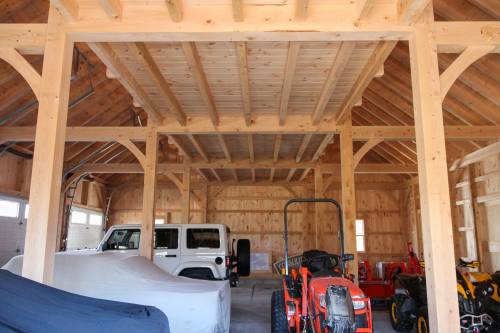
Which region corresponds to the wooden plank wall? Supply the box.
[481,155,500,271]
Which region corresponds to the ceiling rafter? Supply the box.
[235,42,252,126]
[182,42,219,125]
[247,134,254,163]
[167,135,192,161]
[128,42,187,125]
[187,134,209,162]
[272,134,283,163]
[295,134,313,163]
[312,133,334,162]
[311,42,356,124]
[279,42,301,126]
[217,134,232,162]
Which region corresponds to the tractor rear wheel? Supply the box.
[271,289,289,333]
[390,294,414,332]
[416,306,429,333]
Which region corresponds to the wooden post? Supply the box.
[314,166,323,249]
[409,22,460,332]
[200,182,208,223]
[22,6,74,284]
[340,117,358,283]
[182,166,191,224]
[139,127,158,260]
[407,183,420,255]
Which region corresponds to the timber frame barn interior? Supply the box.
[0,0,499,332]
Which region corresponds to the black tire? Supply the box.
[237,239,251,277]
[271,290,289,333]
[416,306,429,333]
[389,294,414,332]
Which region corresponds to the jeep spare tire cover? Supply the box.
[237,239,251,276]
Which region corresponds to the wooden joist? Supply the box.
[97,0,122,19]
[312,42,355,125]
[312,134,334,161]
[296,134,313,163]
[52,0,79,20]
[218,134,232,162]
[279,42,301,126]
[166,0,183,22]
[129,42,186,125]
[272,135,283,162]
[247,135,254,163]
[235,42,252,126]
[187,134,209,162]
[182,42,219,125]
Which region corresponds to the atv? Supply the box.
[271,198,373,333]
[389,258,498,333]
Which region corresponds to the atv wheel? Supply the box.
[416,306,429,333]
[390,294,414,332]
[271,290,289,333]
[237,239,251,277]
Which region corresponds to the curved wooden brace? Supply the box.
[116,139,146,169]
[353,138,383,168]
[63,171,87,193]
[164,171,202,207]
[440,45,494,101]
[0,48,41,100]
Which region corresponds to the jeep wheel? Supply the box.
[237,239,251,277]
[271,290,289,333]
[390,294,414,332]
[417,306,429,333]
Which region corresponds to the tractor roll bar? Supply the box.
[283,198,344,276]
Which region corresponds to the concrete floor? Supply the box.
[230,276,405,333]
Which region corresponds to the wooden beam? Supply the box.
[440,45,495,101]
[312,133,334,161]
[129,42,187,125]
[269,168,276,181]
[88,42,164,123]
[235,42,252,126]
[139,128,158,260]
[218,134,232,162]
[357,0,376,21]
[353,138,383,168]
[340,115,358,282]
[312,42,355,124]
[187,134,209,162]
[467,0,500,18]
[4,125,498,142]
[433,22,500,53]
[211,169,222,182]
[232,0,243,22]
[247,134,254,163]
[279,42,301,125]
[165,0,183,22]
[450,141,500,171]
[295,0,309,20]
[182,42,219,125]
[51,0,79,20]
[272,134,282,162]
[398,0,431,24]
[299,168,311,182]
[181,166,191,223]
[314,166,323,248]
[70,161,417,174]
[232,169,239,181]
[167,135,192,161]
[251,169,256,182]
[336,41,397,124]
[410,22,460,332]
[0,24,47,54]
[295,134,313,163]
[286,168,296,182]
[0,48,41,100]
[22,7,74,283]
[97,0,122,19]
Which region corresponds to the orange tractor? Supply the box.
[272,198,373,333]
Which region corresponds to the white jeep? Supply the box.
[98,223,250,285]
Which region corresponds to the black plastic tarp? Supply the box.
[0,269,169,333]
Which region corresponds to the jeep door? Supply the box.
[153,227,181,273]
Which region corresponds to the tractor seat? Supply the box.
[301,250,340,276]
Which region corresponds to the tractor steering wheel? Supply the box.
[304,253,340,272]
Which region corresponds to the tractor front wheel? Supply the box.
[271,289,289,333]
[389,294,414,332]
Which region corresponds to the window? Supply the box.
[105,229,140,250]
[155,218,165,225]
[356,219,365,252]
[88,213,103,226]
[155,229,178,249]
[187,228,220,249]
[70,210,87,224]
[24,204,29,219]
[0,199,20,218]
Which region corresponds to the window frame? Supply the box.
[355,218,366,253]
[69,206,104,227]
